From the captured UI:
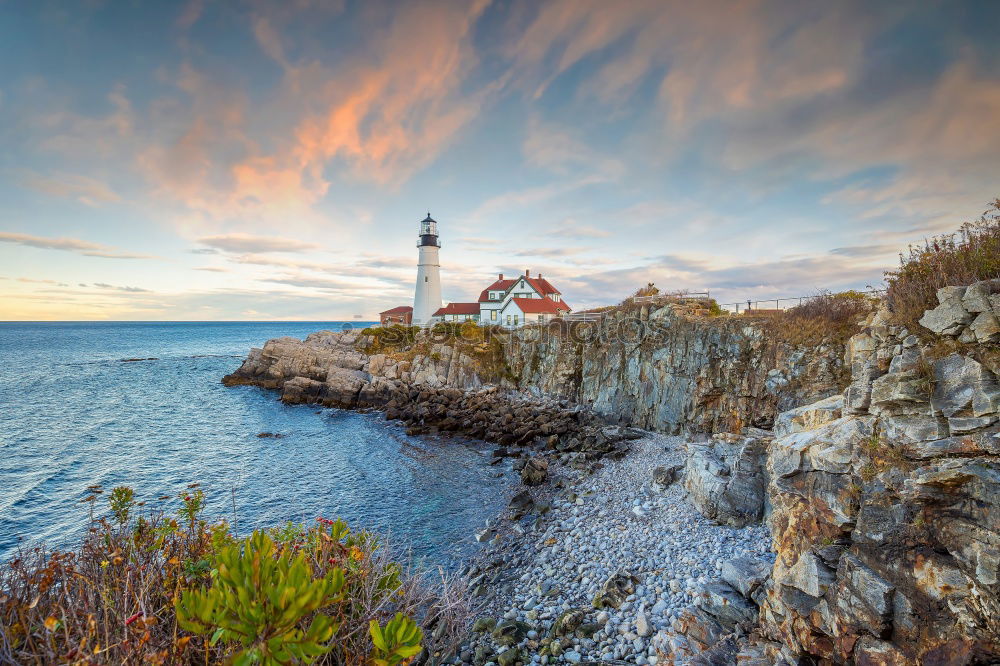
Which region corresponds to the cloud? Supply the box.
[459,236,501,249]
[176,0,204,29]
[523,118,623,180]
[195,266,229,272]
[135,1,496,226]
[33,84,134,158]
[0,232,151,259]
[17,170,121,206]
[514,247,586,258]
[196,233,319,253]
[230,253,334,271]
[90,282,151,293]
[829,244,901,259]
[548,219,611,239]
[15,277,68,286]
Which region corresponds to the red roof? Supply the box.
[477,279,518,303]
[525,276,560,297]
[477,274,562,302]
[507,297,571,314]
[433,302,480,316]
[379,306,412,315]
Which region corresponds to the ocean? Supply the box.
[0,321,511,566]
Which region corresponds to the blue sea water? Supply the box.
[0,321,512,566]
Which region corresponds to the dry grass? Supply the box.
[0,485,472,665]
[360,325,420,354]
[760,290,877,346]
[886,197,1000,330]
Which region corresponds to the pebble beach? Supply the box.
[460,433,774,665]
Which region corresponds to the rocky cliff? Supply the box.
[504,304,847,434]
[225,303,847,439]
[223,290,1000,663]
[673,281,1000,664]
[222,329,636,457]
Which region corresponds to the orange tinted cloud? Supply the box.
[137,1,491,227]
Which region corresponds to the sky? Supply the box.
[1,0,999,321]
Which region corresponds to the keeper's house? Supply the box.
[431,269,571,327]
[379,305,412,326]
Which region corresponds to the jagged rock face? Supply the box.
[684,433,770,528]
[920,280,1000,343]
[223,331,484,406]
[755,303,1000,664]
[503,305,846,434]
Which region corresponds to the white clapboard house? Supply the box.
[431,270,571,327]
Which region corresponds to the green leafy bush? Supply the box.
[370,613,423,666]
[0,485,470,665]
[176,531,345,665]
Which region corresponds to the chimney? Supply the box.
[498,273,503,280]
[538,273,543,279]
[525,269,530,277]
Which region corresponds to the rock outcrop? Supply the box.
[919,281,1000,343]
[678,287,1000,664]
[223,329,636,457]
[223,330,484,402]
[504,304,847,434]
[226,304,848,442]
[683,433,770,528]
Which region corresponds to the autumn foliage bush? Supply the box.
[762,290,878,346]
[886,198,1000,330]
[0,485,471,664]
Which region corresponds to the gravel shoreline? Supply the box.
[459,432,773,665]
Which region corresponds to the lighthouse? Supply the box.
[412,213,442,326]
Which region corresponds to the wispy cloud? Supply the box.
[89,282,152,293]
[548,219,611,239]
[196,234,319,253]
[16,170,121,206]
[0,232,151,259]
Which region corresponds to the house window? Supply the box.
[553,294,559,301]
[514,315,519,325]
[506,314,511,325]
[425,277,428,282]
[491,310,497,321]
[538,314,544,322]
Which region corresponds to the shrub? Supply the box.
[886,197,1000,330]
[0,486,471,664]
[176,530,346,665]
[361,325,420,354]
[763,290,877,346]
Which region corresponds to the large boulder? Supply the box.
[684,434,769,527]
[721,557,772,598]
[919,287,973,336]
[961,278,1000,313]
[520,456,549,486]
[652,464,683,491]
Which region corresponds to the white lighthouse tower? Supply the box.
[412,212,442,326]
